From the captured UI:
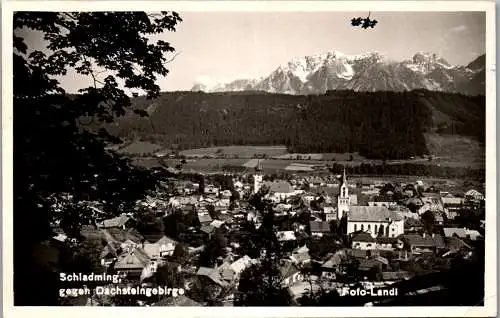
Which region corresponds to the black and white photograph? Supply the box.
[3,1,497,317]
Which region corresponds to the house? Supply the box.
[443,236,472,256]
[368,201,397,208]
[168,196,199,208]
[351,232,377,250]
[279,260,302,287]
[357,258,384,277]
[324,206,337,222]
[381,271,412,285]
[198,214,213,225]
[443,227,483,241]
[196,266,229,288]
[143,236,178,259]
[309,221,330,237]
[464,189,484,202]
[290,245,311,266]
[114,247,151,278]
[204,185,220,196]
[230,255,255,278]
[349,194,358,205]
[233,180,243,190]
[218,262,236,282]
[302,193,316,204]
[210,220,225,228]
[200,224,215,237]
[402,233,446,255]
[441,197,463,219]
[215,198,231,208]
[321,251,345,280]
[220,189,232,198]
[376,236,404,250]
[418,196,444,216]
[101,227,144,248]
[100,241,121,267]
[276,230,297,242]
[264,181,301,203]
[347,206,404,238]
[97,214,134,230]
[153,295,202,306]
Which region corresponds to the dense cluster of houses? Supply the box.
[52,167,485,306]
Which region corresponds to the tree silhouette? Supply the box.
[13,11,182,305]
[351,12,378,29]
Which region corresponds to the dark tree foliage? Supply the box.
[14,11,182,305]
[351,12,378,29]
[421,210,437,234]
[329,162,484,181]
[235,258,293,306]
[105,90,485,161]
[199,229,228,267]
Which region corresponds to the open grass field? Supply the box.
[423,133,485,169]
[116,141,163,155]
[179,145,289,158]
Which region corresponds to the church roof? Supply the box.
[348,206,403,222]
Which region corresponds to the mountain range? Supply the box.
[191,51,486,96]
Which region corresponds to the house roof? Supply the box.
[293,245,309,254]
[218,262,236,281]
[143,243,161,259]
[103,228,144,244]
[347,248,379,259]
[198,214,213,223]
[402,234,445,248]
[443,227,467,238]
[156,236,178,246]
[153,295,202,306]
[276,231,296,241]
[465,189,483,197]
[100,242,120,259]
[114,248,150,270]
[98,215,131,229]
[376,237,400,244]
[279,260,299,279]
[290,252,311,264]
[351,232,376,243]
[358,258,381,271]
[210,220,225,228]
[381,271,412,281]
[196,267,228,287]
[196,267,215,276]
[200,225,215,234]
[309,221,330,233]
[230,255,254,275]
[441,197,463,205]
[323,206,335,213]
[348,206,403,222]
[264,181,294,194]
[322,250,345,268]
[444,237,472,250]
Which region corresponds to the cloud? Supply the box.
[450,25,467,33]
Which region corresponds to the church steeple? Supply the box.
[255,159,262,172]
[337,166,350,220]
[342,166,347,185]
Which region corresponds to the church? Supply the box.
[336,168,404,238]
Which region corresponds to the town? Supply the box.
[52,159,486,306]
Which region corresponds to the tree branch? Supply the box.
[163,52,181,65]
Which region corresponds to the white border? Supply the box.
[2,1,496,317]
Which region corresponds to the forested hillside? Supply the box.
[101,89,485,160]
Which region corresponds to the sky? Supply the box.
[20,11,486,93]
